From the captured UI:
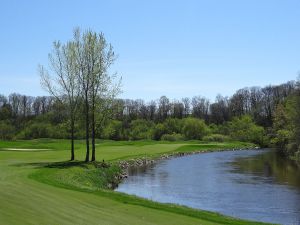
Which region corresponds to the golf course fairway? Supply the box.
[0,139,272,225]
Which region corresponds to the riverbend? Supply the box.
[117,149,300,225]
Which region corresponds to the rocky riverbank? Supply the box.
[114,146,259,187]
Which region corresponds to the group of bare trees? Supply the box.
[1,79,294,129]
[109,81,296,126]
[39,28,120,162]
[0,94,53,118]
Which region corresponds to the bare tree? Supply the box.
[191,96,210,121]
[9,93,21,117]
[182,97,190,118]
[158,96,170,121]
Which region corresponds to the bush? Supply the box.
[0,120,15,140]
[203,134,230,142]
[20,122,53,139]
[229,115,267,146]
[294,150,300,161]
[152,123,168,140]
[129,119,154,140]
[182,118,209,140]
[163,118,182,134]
[161,133,184,141]
[102,120,124,140]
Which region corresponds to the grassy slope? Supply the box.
[0,139,273,225]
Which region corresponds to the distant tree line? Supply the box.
[0,80,295,127]
[1,79,298,159]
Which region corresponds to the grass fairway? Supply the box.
[0,139,272,225]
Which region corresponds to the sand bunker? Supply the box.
[0,148,52,151]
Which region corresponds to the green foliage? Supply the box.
[152,118,183,140]
[272,95,300,158]
[271,103,292,151]
[0,105,12,120]
[21,123,53,139]
[271,129,291,150]
[287,95,300,148]
[152,123,168,140]
[161,133,184,141]
[203,134,230,142]
[102,120,124,140]
[294,150,300,161]
[163,118,182,134]
[17,122,68,139]
[228,115,267,146]
[129,119,154,140]
[0,120,15,140]
[182,118,210,140]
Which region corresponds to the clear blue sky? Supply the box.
[1,0,300,101]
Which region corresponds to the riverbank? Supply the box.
[0,139,272,225]
[117,145,260,183]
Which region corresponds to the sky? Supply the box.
[0,0,300,102]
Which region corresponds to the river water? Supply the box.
[116,149,300,225]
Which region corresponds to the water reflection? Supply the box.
[116,150,300,225]
[230,150,300,188]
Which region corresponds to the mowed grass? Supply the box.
[0,139,273,225]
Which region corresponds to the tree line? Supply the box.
[1,78,299,159]
[0,79,295,127]
[111,80,294,127]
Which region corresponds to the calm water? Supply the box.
[116,149,300,225]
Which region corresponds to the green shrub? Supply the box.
[161,133,184,141]
[229,115,267,146]
[21,122,53,139]
[163,118,182,134]
[294,150,300,161]
[129,119,154,140]
[0,120,15,140]
[152,123,168,140]
[182,118,209,140]
[203,134,230,142]
[102,120,123,140]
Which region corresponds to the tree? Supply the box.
[272,103,291,151]
[148,100,157,121]
[9,93,21,117]
[182,118,209,140]
[182,97,190,118]
[171,100,184,119]
[72,28,120,162]
[0,95,8,107]
[0,121,15,140]
[129,119,154,140]
[39,38,81,161]
[158,96,170,121]
[228,115,266,146]
[210,95,229,124]
[191,96,209,121]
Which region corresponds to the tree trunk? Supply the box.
[85,92,90,162]
[91,101,96,161]
[70,116,75,161]
[91,120,96,161]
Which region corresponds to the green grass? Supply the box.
[0,139,274,225]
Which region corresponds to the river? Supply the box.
[116,149,300,225]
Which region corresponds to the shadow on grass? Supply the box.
[13,160,110,169]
